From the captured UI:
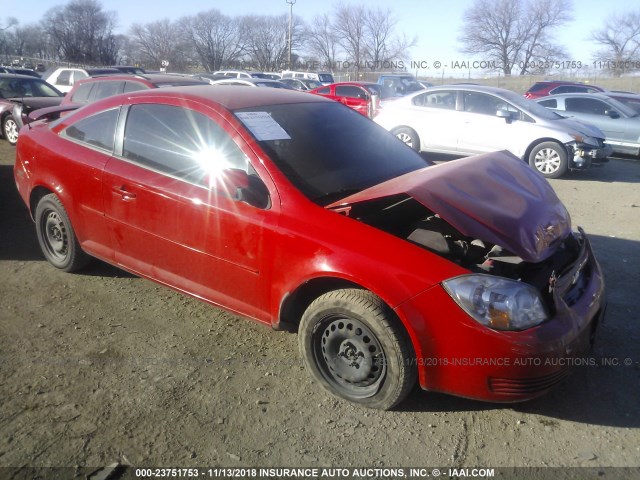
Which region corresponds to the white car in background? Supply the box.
[41,67,120,93]
[375,85,612,178]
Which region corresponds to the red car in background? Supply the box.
[14,86,605,410]
[309,82,380,118]
[61,73,209,106]
[524,80,606,99]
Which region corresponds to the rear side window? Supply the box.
[92,81,125,101]
[551,86,586,94]
[124,81,148,93]
[538,98,557,108]
[69,83,95,104]
[122,104,249,187]
[335,85,367,99]
[63,108,120,152]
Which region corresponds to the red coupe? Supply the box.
[14,86,605,409]
[309,82,381,118]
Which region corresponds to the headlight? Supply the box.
[442,274,548,331]
[570,133,598,146]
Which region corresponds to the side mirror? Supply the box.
[212,168,270,209]
[605,110,620,119]
[496,109,515,122]
[214,168,250,199]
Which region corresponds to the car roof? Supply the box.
[76,73,207,85]
[0,73,48,81]
[105,84,331,110]
[212,78,285,85]
[607,91,640,99]
[538,92,611,99]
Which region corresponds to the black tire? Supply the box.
[528,141,568,179]
[392,127,420,151]
[34,193,91,272]
[299,288,416,410]
[2,114,19,145]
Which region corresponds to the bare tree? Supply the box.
[592,10,640,77]
[1,17,18,31]
[363,7,416,70]
[459,0,572,75]
[305,13,339,69]
[334,4,367,74]
[179,9,245,72]
[242,14,303,71]
[8,24,47,59]
[42,0,119,65]
[130,19,192,71]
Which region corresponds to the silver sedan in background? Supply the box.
[374,85,612,178]
[536,93,640,156]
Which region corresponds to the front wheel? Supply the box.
[299,289,416,410]
[2,114,19,145]
[35,193,91,272]
[528,142,568,179]
[392,127,420,151]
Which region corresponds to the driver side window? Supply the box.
[123,104,249,186]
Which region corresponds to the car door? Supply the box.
[55,107,121,260]
[403,90,459,153]
[457,91,529,155]
[334,85,369,116]
[102,100,278,321]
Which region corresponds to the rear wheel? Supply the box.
[299,289,416,410]
[528,141,568,179]
[2,114,19,145]
[35,193,91,272]
[392,127,420,151]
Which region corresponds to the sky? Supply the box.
[2,0,634,76]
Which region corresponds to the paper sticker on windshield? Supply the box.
[235,112,291,141]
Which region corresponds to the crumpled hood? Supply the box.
[327,150,571,263]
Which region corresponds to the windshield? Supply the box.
[234,102,430,205]
[499,90,563,120]
[0,77,62,98]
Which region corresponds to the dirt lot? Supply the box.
[1,138,639,476]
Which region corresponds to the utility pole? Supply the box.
[286,0,296,70]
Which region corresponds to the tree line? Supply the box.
[0,0,415,74]
[1,0,639,77]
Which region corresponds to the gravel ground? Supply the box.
[1,139,639,477]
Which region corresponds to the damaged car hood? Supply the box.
[327,151,571,263]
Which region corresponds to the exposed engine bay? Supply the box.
[349,193,585,306]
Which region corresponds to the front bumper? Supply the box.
[569,141,613,169]
[397,229,605,402]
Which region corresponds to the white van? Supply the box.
[281,71,334,85]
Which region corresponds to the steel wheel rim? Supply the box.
[4,118,18,144]
[41,210,69,261]
[534,148,561,174]
[312,315,387,399]
[396,132,413,148]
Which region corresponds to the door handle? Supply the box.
[112,185,137,201]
